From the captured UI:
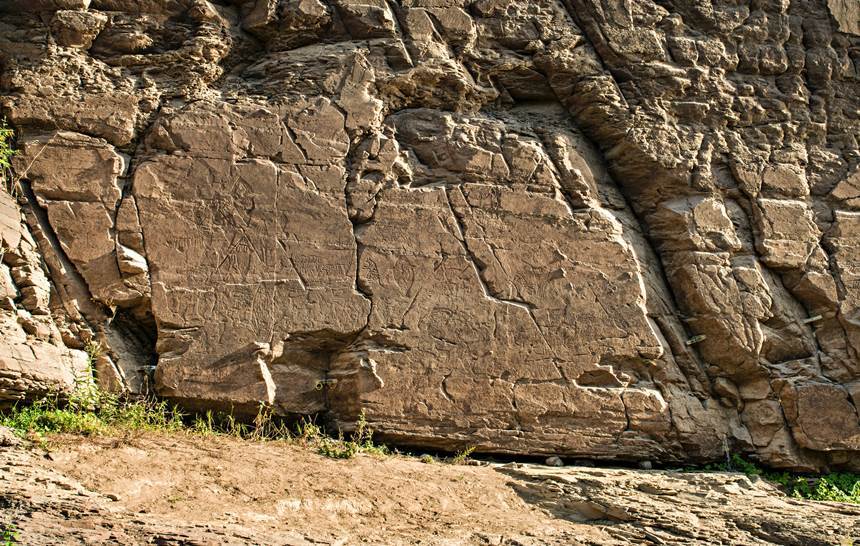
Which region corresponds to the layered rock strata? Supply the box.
[1,0,859,469]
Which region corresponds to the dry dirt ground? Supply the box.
[1,431,859,545]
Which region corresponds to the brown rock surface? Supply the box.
[0,190,88,405]
[1,0,859,469]
[1,431,858,545]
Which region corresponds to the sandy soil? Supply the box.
[4,431,856,545]
[37,432,599,544]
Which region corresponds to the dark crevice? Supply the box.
[385,0,415,67]
[22,171,158,393]
[104,308,159,392]
[112,105,165,393]
[20,180,110,324]
[529,63,714,400]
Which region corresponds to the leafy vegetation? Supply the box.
[1,393,397,460]
[0,118,14,171]
[1,391,185,443]
[314,409,389,459]
[2,344,461,465]
[1,343,183,445]
[710,454,860,504]
[2,354,855,489]
[0,523,18,546]
[0,118,17,196]
[2,393,392,460]
[451,446,476,465]
[0,351,391,460]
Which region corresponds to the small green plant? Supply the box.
[0,118,18,197]
[166,493,186,507]
[353,409,372,445]
[293,416,324,445]
[2,397,102,438]
[451,446,476,465]
[0,120,15,168]
[419,453,436,464]
[185,406,289,439]
[709,454,860,504]
[84,340,103,362]
[249,402,291,441]
[313,409,388,460]
[112,398,184,432]
[767,472,860,504]
[193,410,215,436]
[351,409,388,456]
[727,453,761,475]
[222,412,247,438]
[317,432,360,459]
[0,369,387,459]
[1,522,18,546]
[1,393,186,442]
[1,351,184,441]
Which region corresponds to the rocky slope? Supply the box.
[2,430,859,545]
[0,0,859,470]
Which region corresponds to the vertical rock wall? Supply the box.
[0,0,858,470]
[0,189,88,404]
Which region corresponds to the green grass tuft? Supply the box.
[313,409,389,459]
[0,118,18,196]
[1,369,390,461]
[1,522,18,546]
[450,446,476,465]
[1,394,185,443]
[707,454,860,504]
[0,119,15,171]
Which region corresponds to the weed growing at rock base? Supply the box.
[0,118,18,196]
[1,340,187,445]
[3,373,858,492]
[1,369,390,460]
[451,446,476,465]
[0,523,18,546]
[710,454,860,504]
[1,395,185,445]
[315,409,389,459]
[0,119,15,171]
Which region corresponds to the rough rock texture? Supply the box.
[503,464,860,545]
[0,189,88,405]
[2,431,858,545]
[1,0,860,469]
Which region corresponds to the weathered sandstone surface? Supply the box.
[2,430,859,545]
[1,0,859,470]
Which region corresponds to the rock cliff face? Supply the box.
[1,0,859,470]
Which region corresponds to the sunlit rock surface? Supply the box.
[1,0,859,469]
